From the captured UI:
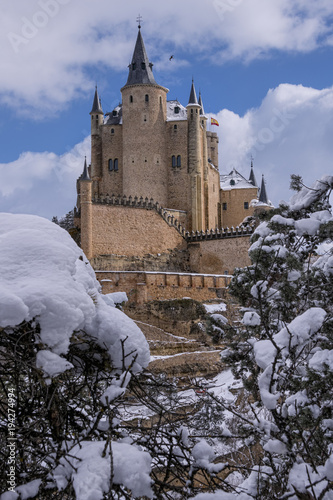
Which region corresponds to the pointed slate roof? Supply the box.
[259,175,269,204]
[90,86,103,114]
[188,79,199,106]
[81,157,91,181]
[249,159,258,187]
[198,91,205,115]
[124,28,157,87]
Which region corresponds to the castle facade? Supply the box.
[75,26,270,281]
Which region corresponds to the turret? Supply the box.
[90,86,104,134]
[79,157,93,259]
[259,174,269,204]
[249,158,258,187]
[187,80,203,231]
[89,86,103,183]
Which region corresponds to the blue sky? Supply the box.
[1,0,333,219]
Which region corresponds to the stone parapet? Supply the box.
[96,270,231,305]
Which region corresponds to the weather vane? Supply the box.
[136,14,143,29]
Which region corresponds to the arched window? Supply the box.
[177,155,181,167]
[111,128,114,134]
[145,94,149,102]
[141,62,146,69]
[108,159,113,171]
[172,155,176,167]
[132,62,136,70]
[174,124,178,131]
[130,95,133,103]
[114,159,119,171]
[174,106,180,114]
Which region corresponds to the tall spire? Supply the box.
[188,79,198,105]
[90,86,103,114]
[259,174,269,204]
[124,27,157,86]
[249,157,258,187]
[198,91,205,115]
[81,156,90,181]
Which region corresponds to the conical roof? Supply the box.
[124,28,157,86]
[90,86,103,114]
[188,79,198,105]
[81,157,90,181]
[198,91,205,115]
[249,159,258,187]
[259,175,268,204]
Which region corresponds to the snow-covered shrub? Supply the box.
[0,214,152,499]
[226,176,333,499]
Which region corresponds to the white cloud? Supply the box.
[0,136,90,219]
[1,0,333,113]
[1,84,333,218]
[211,84,333,205]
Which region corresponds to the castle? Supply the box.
[74,25,271,301]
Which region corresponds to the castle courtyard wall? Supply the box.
[91,204,187,258]
[188,236,251,275]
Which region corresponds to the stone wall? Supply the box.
[91,203,187,258]
[189,236,251,275]
[96,270,231,304]
[220,187,258,228]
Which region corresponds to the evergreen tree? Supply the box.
[226,175,333,499]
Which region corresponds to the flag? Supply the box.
[211,118,219,126]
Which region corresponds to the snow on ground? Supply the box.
[204,302,227,313]
[150,350,221,362]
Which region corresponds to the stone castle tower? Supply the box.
[75,26,271,272]
[87,25,220,233]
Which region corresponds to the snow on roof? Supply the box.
[105,104,122,125]
[166,100,187,121]
[220,168,258,191]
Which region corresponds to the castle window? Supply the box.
[177,155,181,167]
[108,159,113,171]
[244,201,249,209]
[141,62,146,69]
[172,155,176,167]
[143,114,147,122]
[132,62,136,70]
[145,94,149,102]
[223,203,227,211]
[230,179,235,186]
[130,95,133,103]
[160,96,162,104]
[174,125,178,131]
[174,106,179,114]
[112,110,117,116]
[114,158,119,171]
[111,128,114,134]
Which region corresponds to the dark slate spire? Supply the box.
[188,79,198,105]
[249,158,258,187]
[81,157,90,181]
[125,27,157,86]
[259,174,269,204]
[90,86,103,114]
[198,91,205,115]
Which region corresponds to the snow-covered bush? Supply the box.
[225,176,333,499]
[0,214,152,499]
